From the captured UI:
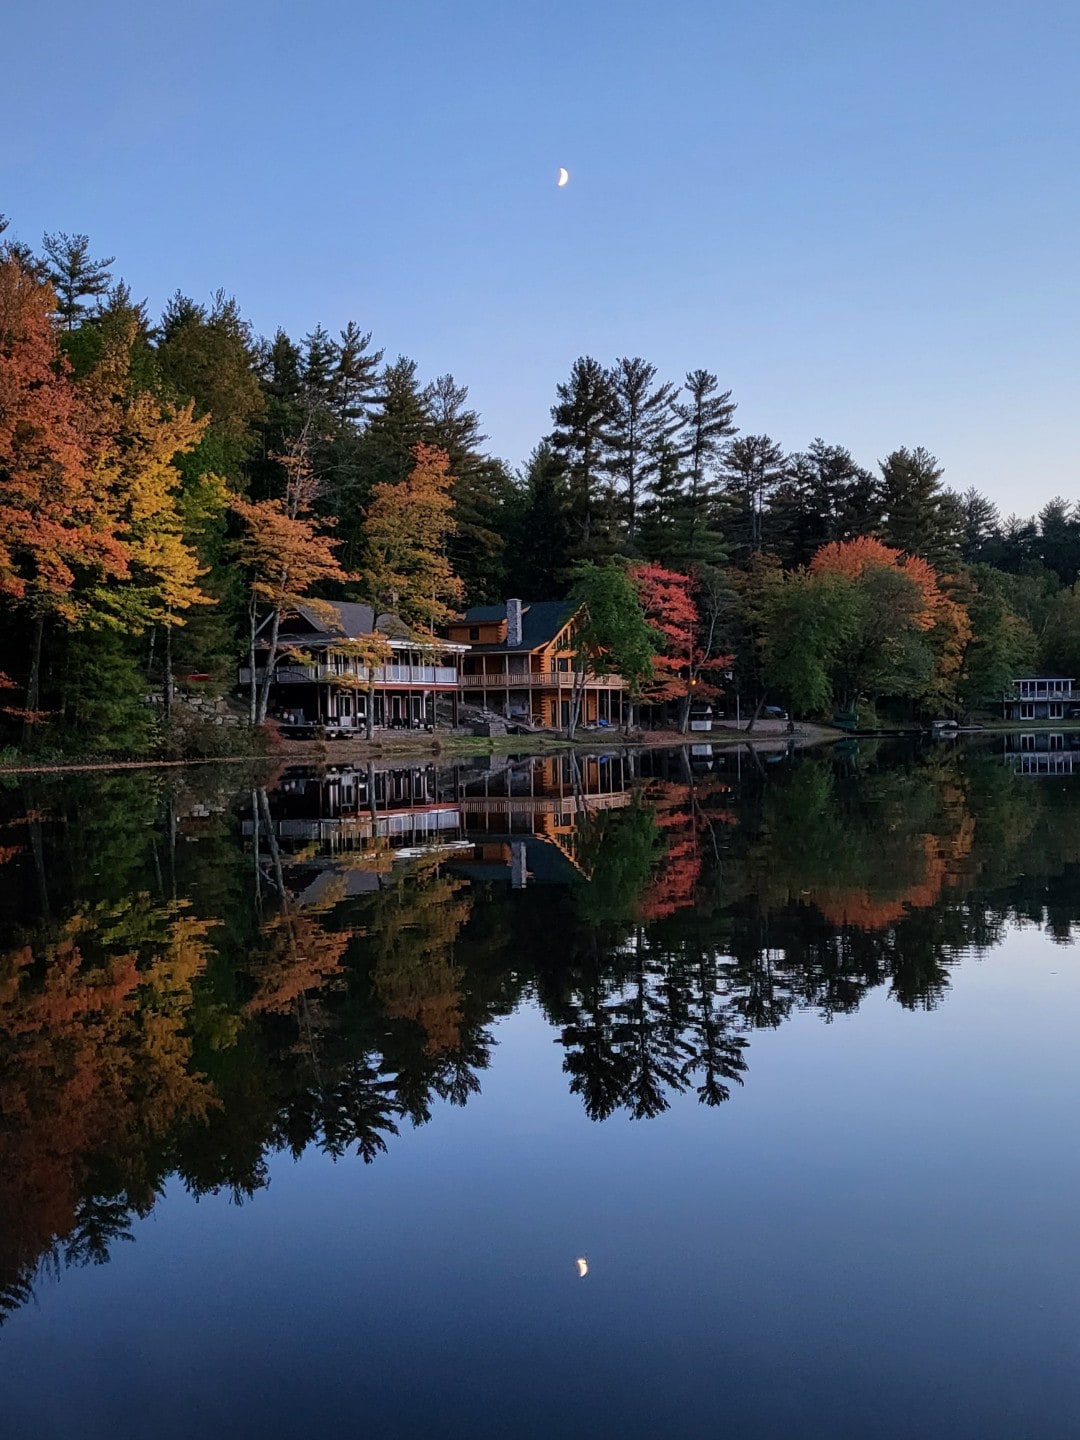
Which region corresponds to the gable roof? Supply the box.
[461,600,576,652]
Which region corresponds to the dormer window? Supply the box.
[469,627,480,640]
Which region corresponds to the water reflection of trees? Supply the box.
[3,745,1080,1323]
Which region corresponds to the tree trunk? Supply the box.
[366,676,375,741]
[163,618,174,724]
[248,599,258,726]
[23,613,46,746]
[678,689,692,734]
[743,690,768,735]
[566,670,585,739]
[256,605,282,724]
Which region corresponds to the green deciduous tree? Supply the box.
[566,562,658,735]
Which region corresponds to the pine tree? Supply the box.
[549,356,619,561]
[40,232,114,330]
[720,434,786,556]
[424,373,513,604]
[156,290,264,462]
[671,370,736,561]
[609,357,678,550]
[301,324,337,410]
[333,321,383,425]
[505,442,574,596]
[876,446,960,565]
[957,487,1001,563]
[768,440,878,567]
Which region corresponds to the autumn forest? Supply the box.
[3,217,1080,756]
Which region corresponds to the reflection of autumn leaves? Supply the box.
[244,900,352,1017]
[638,781,737,921]
[795,777,976,932]
[369,862,472,1055]
[0,901,217,1307]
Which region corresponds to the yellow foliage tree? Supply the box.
[362,443,464,634]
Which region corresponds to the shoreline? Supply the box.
[0,720,842,777]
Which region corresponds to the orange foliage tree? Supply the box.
[232,423,353,723]
[0,260,128,720]
[806,537,971,713]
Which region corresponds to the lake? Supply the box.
[1,739,1078,1440]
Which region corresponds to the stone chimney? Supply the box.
[506,597,523,648]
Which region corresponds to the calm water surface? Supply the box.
[1,741,1078,1439]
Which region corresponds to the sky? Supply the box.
[4,0,1078,511]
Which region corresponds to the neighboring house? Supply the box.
[239,602,467,733]
[1001,676,1079,722]
[447,598,627,729]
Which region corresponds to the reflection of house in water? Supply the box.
[452,753,632,887]
[1003,732,1080,775]
[245,754,634,898]
[245,765,468,903]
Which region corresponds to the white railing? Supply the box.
[239,664,458,686]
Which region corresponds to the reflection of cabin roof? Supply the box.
[293,867,384,904]
[462,600,576,652]
[449,835,583,886]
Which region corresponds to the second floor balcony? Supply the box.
[459,668,625,690]
[239,662,460,687]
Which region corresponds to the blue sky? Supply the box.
[4,0,1078,509]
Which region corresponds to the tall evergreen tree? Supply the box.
[720,434,786,556]
[423,374,513,605]
[609,357,678,550]
[333,321,383,425]
[156,290,264,464]
[957,486,1001,563]
[768,440,878,567]
[505,442,574,597]
[40,232,114,330]
[356,356,433,491]
[301,324,337,411]
[876,446,960,565]
[671,370,736,561]
[1037,497,1080,586]
[549,356,619,561]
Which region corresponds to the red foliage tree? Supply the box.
[630,563,732,731]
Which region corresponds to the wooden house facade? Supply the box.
[239,603,467,734]
[447,598,627,730]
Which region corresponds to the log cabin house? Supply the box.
[239,602,468,734]
[447,598,628,730]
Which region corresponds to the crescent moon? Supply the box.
[576,1256,588,1277]
[557,167,569,188]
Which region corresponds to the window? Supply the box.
[1020,733,1036,750]
[1050,733,1065,750]
[1049,703,1063,719]
[469,627,480,640]
[1020,703,1035,719]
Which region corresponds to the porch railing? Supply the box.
[239,663,459,686]
[459,669,624,689]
